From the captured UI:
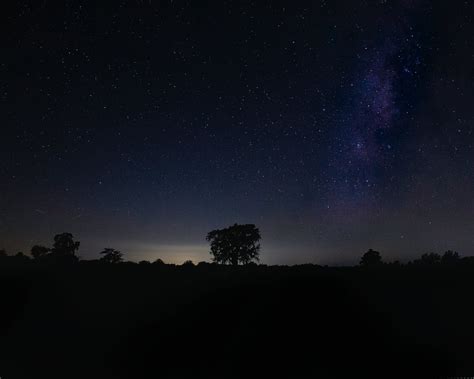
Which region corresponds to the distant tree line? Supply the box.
[359,248,464,266]
[0,225,470,268]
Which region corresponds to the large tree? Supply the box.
[206,224,261,265]
[51,233,80,262]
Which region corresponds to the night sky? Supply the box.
[1,0,473,264]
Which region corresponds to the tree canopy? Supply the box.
[206,224,261,265]
[48,233,80,263]
[51,233,80,257]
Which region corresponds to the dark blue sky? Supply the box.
[1,0,473,264]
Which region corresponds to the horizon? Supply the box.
[2,231,470,266]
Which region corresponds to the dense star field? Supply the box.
[1,0,473,264]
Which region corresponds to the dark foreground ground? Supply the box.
[1,261,473,379]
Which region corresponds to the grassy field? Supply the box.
[1,261,473,378]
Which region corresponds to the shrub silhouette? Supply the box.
[99,248,123,264]
[206,223,261,265]
[152,258,165,266]
[360,249,383,266]
[441,250,460,264]
[419,252,441,265]
[31,245,50,260]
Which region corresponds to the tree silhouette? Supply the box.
[206,223,261,265]
[99,248,123,264]
[419,252,441,265]
[50,233,80,263]
[360,249,382,266]
[0,249,7,258]
[31,245,50,260]
[152,258,165,266]
[441,250,460,264]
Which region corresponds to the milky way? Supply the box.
[327,3,425,212]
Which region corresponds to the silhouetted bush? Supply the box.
[152,258,165,266]
[31,245,50,260]
[441,250,460,264]
[360,249,383,266]
[418,252,441,265]
[99,248,124,264]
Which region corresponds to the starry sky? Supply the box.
[1,0,473,264]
